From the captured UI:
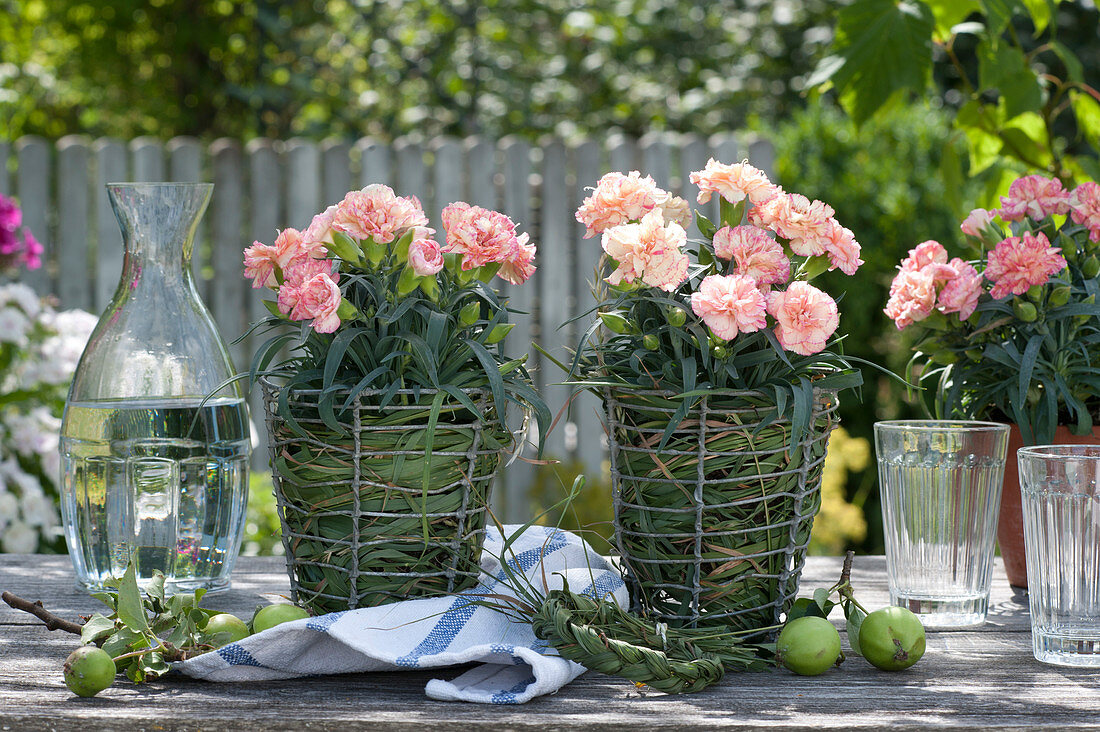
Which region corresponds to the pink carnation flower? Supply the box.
[767,282,839,356]
[748,192,834,256]
[243,241,280,289]
[602,209,690,291]
[1070,182,1100,243]
[822,219,863,276]
[408,236,444,276]
[289,272,342,333]
[19,229,42,270]
[332,184,428,244]
[0,195,21,231]
[960,208,994,238]
[690,274,768,340]
[985,231,1066,299]
[899,240,954,280]
[884,268,939,329]
[689,159,779,206]
[997,175,1072,222]
[712,225,790,286]
[278,254,338,315]
[936,258,983,321]
[442,202,533,275]
[575,171,667,238]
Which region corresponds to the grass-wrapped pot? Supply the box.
[261,376,511,614]
[605,388,837,635]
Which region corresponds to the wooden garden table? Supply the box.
[0,553,1094,730]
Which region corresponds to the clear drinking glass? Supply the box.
[59,183,250,594]
[1019,445,1100,666]
[875,420,1009,627]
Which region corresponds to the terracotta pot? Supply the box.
[999,424,1100,588]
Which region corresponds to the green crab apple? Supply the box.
[252,603,310,633]
[202,613,251,645]
[859,606,926,671]
[776,616,842,676]
[63,646,116,697]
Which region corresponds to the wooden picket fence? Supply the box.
[0,133,774,521]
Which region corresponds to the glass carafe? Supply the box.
[60,183,250,593]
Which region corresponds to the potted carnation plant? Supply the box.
[885,175,1100,587]
[244,185,548,614]
[568,160,866,634]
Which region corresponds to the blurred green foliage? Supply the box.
[763,101,985,551]
[243,472,282,557]
[1,0,840,140]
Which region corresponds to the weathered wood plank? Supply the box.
[210,139,247,371]
[679,133,715,226]
[498,137,535,523]
[430,137,463,234]
[0,554,1070,732]
[321,140,352,209]
[640,132,672,191]
[464,137,496,210]
[130,137,165,182]
[394,138,427,204]
[246,139,282,471]
[356,138,392,188]
[92,138,127,313]
[748,136,776,180]
[167,137,206,295]
[15,135,52,294]
[56,136,92,310]
[536,139,572,462]
[285,139,320,230]
[0,140,9,195]
[570,139,605,484]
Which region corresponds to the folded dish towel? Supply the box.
[178,525,626,704]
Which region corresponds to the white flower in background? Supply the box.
[0,306,30,346]
[32,309,97,385]
[0,283,41,318]
[2,522,37,553]
[0,286,94,552]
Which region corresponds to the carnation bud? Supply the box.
[965,348,983,362]
[1063,244,1080,265]
[930,349,957,365]
[1013,301,1038,323]
[1027,284,1045,303]
[666,307,687,327]
[599,311,637,335]
[1049,286,1072,308]
[484,323,515,344]
[1084,255,1100,279]
[642,334,660,351]
[712,344,729,360]
[459,301,481,326]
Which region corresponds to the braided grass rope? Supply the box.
[261,377,511,614]
[605,388,837,635]
[531,589,769,694]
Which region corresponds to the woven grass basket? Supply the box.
[260,376,511,614]
[604,387,838,636]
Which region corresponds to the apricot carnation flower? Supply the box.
[997,175,1072,222]
[712,226,790,286]
[822,220,863,276]
[602,210,689,291]
[984,232,1066,299]
[332,184,428,244]
[689,159,778,206]
[690,274,768,340]
[767,282,839,356]
[575,171,665,238]
[243,241,280,288]
[884,268,939,329]
[748,192,835,257]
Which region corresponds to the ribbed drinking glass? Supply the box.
[875,420,1009,627]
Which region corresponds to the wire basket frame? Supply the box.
[260,376,510,614]
[604,388,838,636]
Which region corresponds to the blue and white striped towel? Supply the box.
[178,525,626,704]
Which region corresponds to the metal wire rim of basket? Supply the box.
[530,589,770,694]
[604,387,838,636]
[261,376,513,614]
